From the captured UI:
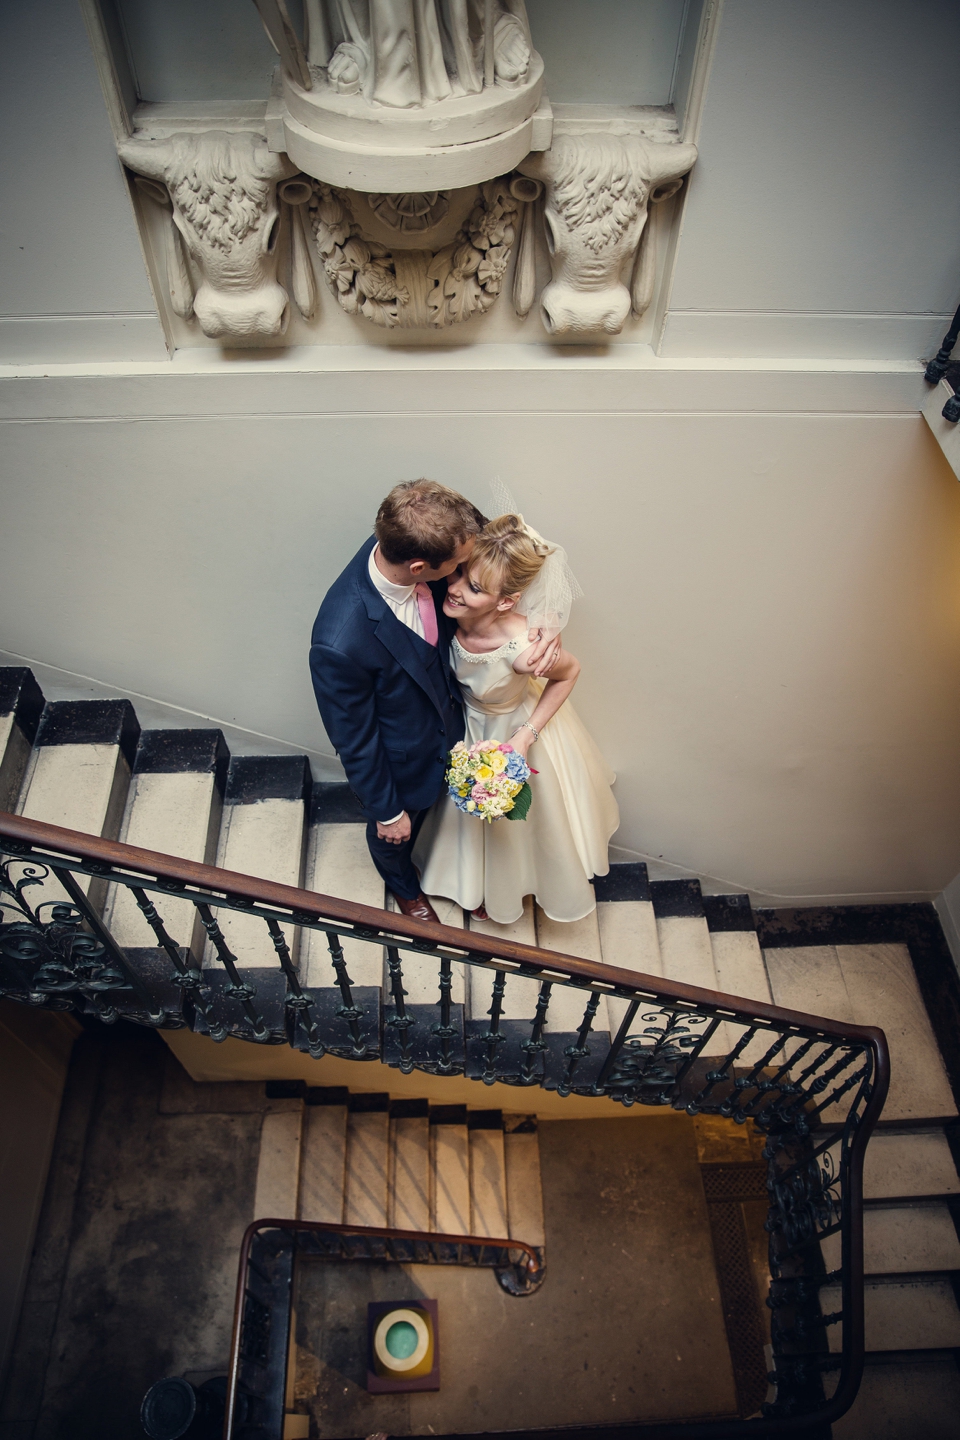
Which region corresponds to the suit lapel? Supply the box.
[357,547,447,716]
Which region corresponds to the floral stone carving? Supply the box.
[301,177,522,327]
[519,132,698,337]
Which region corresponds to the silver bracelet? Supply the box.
[514,721,539,742]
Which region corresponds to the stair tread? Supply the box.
[822,1202,960,1275]
[468,898,540,1020]
[254,1108,303,1222]
[390,1115,430,1231]
[831,1355,960,1440]
[301,822,385,989]
[862,1130,960,1200]
[504,1127,545,1249]
[535,905,608,1034]
[106,769,220,947]
[343,1109,390,1227]
[210,794,305,968]
[823,1276,960,1352]
[431,1119,470,1234]
[299,1103,347,1224]
[469,1126,509,1238]
[597,899,663,1036]
[765,943,957,1121]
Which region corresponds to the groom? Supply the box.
[310,479,555,923]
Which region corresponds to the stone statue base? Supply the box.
[267,58,552,191]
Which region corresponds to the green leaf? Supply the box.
[505,782,532,821]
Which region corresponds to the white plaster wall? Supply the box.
[1,365,958,906]
[0,0,166,362]
[661,0,960,359]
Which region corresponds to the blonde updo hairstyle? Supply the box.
[468,513,552,603]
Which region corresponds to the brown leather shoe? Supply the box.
[393,892,440,923]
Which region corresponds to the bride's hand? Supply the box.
[509,727,533,758]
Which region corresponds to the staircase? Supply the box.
[3,665,960,1435]
[252,1086,545,1261]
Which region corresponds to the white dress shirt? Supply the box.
[368,544,426,822]
[368,543,427,639]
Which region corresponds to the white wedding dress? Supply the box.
[414,634,619,924]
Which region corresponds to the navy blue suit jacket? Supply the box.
[309,537,465,821]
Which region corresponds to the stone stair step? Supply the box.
[0,666,44,811]
[254,1105,304,1222]
[343,1093,390,1228]
[764,943,957,1122]
[823,1276,960,1353]
[503,1116,545,1250]
[594,864,663,1036]
[862,1129,960,1200]
[704,893,773,1063]
[831,1354,960,1440]
[388,1100,430,1231]
[535,905,608,1036]
[468,1110,508,1239]
[207,755,310,971]
[651,880,718,991]
[298,1087,348,1224]
[301,817,384,990]
[430,1104,470,1234]
[384,890,466,1005]
[17,699,140,910]
[468,897,540,1019]
[104,729,228,955]
[821,1202,960,1275]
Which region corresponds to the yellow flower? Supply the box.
[490,751,507,773]
[476,764,493,781]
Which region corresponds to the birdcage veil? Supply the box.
[487,478,584,632]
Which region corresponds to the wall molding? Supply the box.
[0,315,168,365]
[659,310,952,363]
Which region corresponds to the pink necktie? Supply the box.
[415,583,439,647]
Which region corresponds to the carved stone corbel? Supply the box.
[519,133,697,336]
[118,131,303,345]
[306,178,524,327]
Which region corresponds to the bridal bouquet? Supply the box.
[446,740,533,822]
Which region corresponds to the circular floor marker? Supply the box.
[373,1308,430,1373]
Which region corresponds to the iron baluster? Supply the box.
[481,968,507,1085]
[734,1036,819,1123]
[559,991,600,1095]
[195,901,269,1040]
[130,885,227,1040]
[765,1047,858,1131]
[265,917,324,1059]
[52,865,165,1023]
[925,299,960,383]
[325,932,369,1057]
[521,979,552,1081]
[432,955,457,1074]
[668,1013,724,1104]
[594,996,640,1089]
[385,944,415,1074]
[804,1061,870,1125]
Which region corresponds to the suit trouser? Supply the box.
[365,808,430,900]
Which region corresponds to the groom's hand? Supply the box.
[526,627,562,678]
[377,812,411,845]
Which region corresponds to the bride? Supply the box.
[414,510,619,925]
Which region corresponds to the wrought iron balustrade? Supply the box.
[0,810,888,1435]
[226,1218,543,1440]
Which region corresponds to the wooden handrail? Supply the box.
[0,810,889,1047]
[224,1218,542,1440]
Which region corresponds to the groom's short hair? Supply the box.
[376,480,485,568]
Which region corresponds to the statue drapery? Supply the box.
[304,0,532,107]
